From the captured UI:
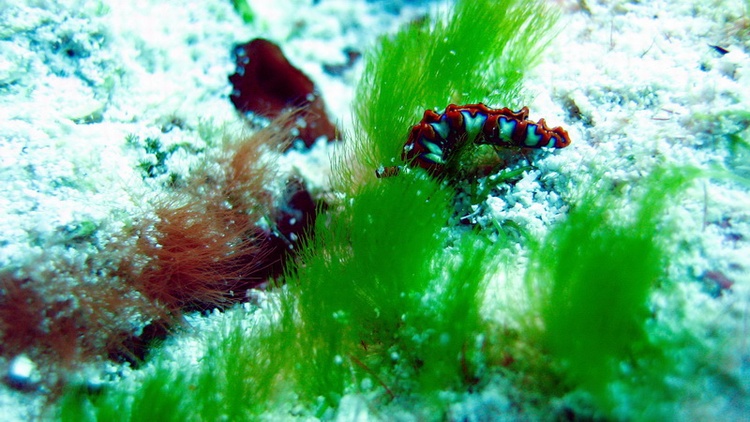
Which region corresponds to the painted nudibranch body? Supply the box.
[402,103,571,173]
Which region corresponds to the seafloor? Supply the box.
[1,0,749,420]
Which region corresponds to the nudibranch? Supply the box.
[377,103,571,177]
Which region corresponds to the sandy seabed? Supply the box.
[0,0,749,420]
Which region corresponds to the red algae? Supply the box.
[130,113,318,313]
[229,38,339,148]
[0,269,156,393]
[133,202,270,312]
[0,116,319,394]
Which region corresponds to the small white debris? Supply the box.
[7,355,38,390]
[8,356,33,380]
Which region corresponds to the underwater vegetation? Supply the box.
[525,167,708,418]
[57,0,559,418]
[56,164,711,420]
[0,268,154,392]
[230,0,255,24]
[0,115,315,395]
[125,120,296,314]
[48,0,748,420]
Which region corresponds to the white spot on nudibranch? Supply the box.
[498,117,515,143]
[525,124,542,146]
[423,152,445,164]
[460,110,486,142]
[421,139,443,155]
[430,120,450,140]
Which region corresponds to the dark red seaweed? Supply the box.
[229,38,338,148]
